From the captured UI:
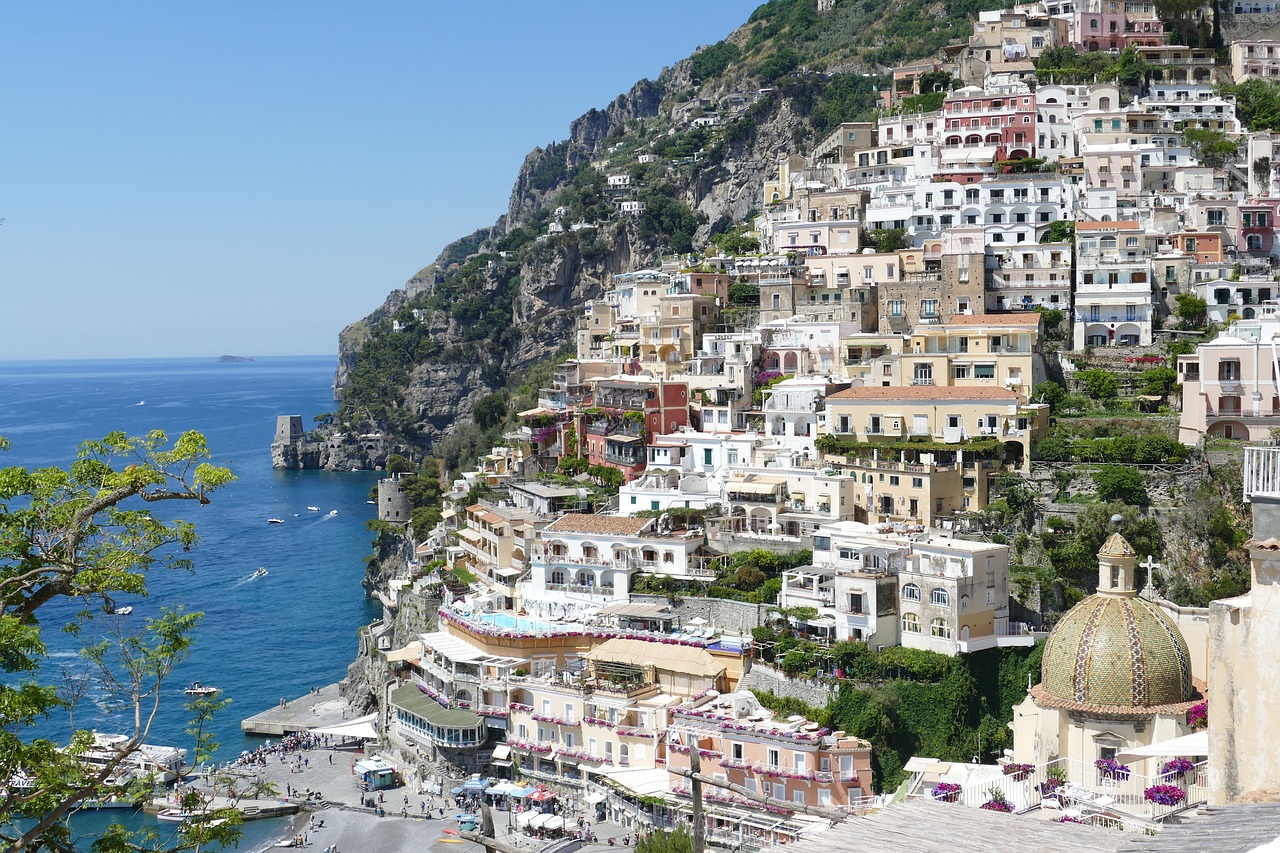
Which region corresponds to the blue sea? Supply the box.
[0,356,384,850]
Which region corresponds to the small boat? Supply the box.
[307,506,320,512]
[110,605,133,616]
[253,568,268,578]
[267,518,284,525]
[156,807,210,823]
[184,682,219,697]
[327,510,338,516]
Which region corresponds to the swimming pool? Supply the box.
[474,612,558,632]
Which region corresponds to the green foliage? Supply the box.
[1042,220,1075,243]
[472,393,509,431]
[1175,292,1209,330]
[901,91,945,113]
[728,281,761,305]
[713,225,761,256]
[1076,368,1119,400]
[754,47,802,83]
[1182,127,1239,169]
[1032,421,1190,464]
[638,193,705,254]
[866,228,909,254]
[526,141,576,192]
[636,828,694,853]
[691,41,741,82]
[1138,366,1178,397]
[1224,79,1280,132]
[1035,380,1067,410]
[1042,503,1163,590]
[1092,466,1150,505]
[0,430,239,851]
[807,73,886,137]
[1034,45,1146,85]
[817,433,1003,458]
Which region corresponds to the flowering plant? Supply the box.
[1144,784,1187,807]
[1038,778,1062,797]
[509,702,534,712]
[980,789,1014,813]
[1186,701,1208,729]
[1160,758,1196,780]
[1095,758,1130,780]
[932,782,962,803]
[1056,815,1085,824]
[1003,763,1034,781]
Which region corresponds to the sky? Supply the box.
[1,2,761,361]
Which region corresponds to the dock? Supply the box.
[241,683,350,736]
[143,794,299,821]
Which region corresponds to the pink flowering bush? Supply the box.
[933,782,962,803]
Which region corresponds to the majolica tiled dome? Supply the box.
[1041,592,1194,708]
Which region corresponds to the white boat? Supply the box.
[156,807,210,823]
[253,568,268,578]
[307,506,320,512]
[184,682,219,697]
[327,510,338,516]
[267,518,284,525]
[110,605,134,616]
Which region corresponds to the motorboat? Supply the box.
[156,807,211,823]
[184,682,219,697]
[253,568,268,578]
[307,506,320,512]
[267,518,285,525]
[327,510,338,516]
[74,732,188,787]
[109,605,134,616]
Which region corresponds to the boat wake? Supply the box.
[233,569,269,587]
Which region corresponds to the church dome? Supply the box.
[1041,592,1194,708]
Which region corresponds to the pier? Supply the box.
[241,683,350,736]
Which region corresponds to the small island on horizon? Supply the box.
[217,355,255,363]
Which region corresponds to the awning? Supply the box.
[1116,731,1208,763]
[492,567,523,578]
[584,791,607,805]
[518,407,555,418]
[456,528,482,543]
[492,744,511,761]
[727,480,782,496]
[384,642,422,663]
[310,713,380,740]
[597,765,674,797]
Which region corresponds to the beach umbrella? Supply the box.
[450,786,464,795]
[527,787,557,803]
[463,778,486,792]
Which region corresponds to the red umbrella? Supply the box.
[527,787,557,803]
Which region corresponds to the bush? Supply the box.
[690,41,741,82]
[1077,369,1119,400]
[1093,467,1149,505]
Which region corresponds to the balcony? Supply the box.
[603,452,643,466]
[586,418,643,438]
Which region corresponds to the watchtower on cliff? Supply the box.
[275,416,305,444]
[378,475,411,525]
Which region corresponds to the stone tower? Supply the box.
[378,475,411,525]
[275,415,305,444]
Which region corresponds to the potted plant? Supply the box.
[1095,757,1130,781]
[1003,762,1034,781]
[980,789,1015,813]
[1186,701,1208,730]
[1038,765,1068,799]
[1144,784,1187,807]
[1160,758,1196,781]
[932,782,962,803]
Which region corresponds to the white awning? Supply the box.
[1116,731,1208,763]
[492,744,511,761]
[310,713,379,740]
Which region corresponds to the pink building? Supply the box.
[1178,308,1280,443]
[663,691,874,810]
[942,87,1036,163]
[1072,0,1164,51]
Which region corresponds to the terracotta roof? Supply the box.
[542,514,654,536]
[943,313,1043,326]
[1076,220,1141,231]
[826,386,1019,402]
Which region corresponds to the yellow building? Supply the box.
[902,313,1046,401]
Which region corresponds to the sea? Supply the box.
[0,355,384,850]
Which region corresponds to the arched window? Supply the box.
[931,618,952,639]
[931,588,950,606]
[582,543,598,560]
[551,570,566,585]
[576,570,593,587]
[902,583,921,602]
[960,595,970,611]
[902,613,921,633]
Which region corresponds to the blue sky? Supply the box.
[1,2,760,360]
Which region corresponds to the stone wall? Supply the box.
[629,594,773,635]
[739,662,837,708]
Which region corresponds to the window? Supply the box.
[974,364,996,379]
[952,365,970,379]
[890,300,904,317]
[921,299,939,317]
[902,612,921,633]
[732,742,744,760]
[913,363,933,385]
[931,588,950,606]
[960,595,969,611]
[902,583,921,601]
[931,618,952,639]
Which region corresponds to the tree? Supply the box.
[1042,220,1075,243]
[755,47,801,84]
[1182,127,1240,169]
[0,430,237,852]
[1076,369,1119,400]
[1093,467,1150,505]
[472,393,508,431]
[727,281,761,305]
[713,225,760,256]
[1138,366,1179,397]
[866,228,909,253]
[1174,292,1209,330]
[637,828,694,853]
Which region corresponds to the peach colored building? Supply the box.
[664,691,874,808]
[1178,308,1280,443]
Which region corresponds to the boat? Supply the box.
[156,807,210,823]
[253,568,268,578]
[307,506,320,512]
[267,518,284,525]
[327,510,338,516]
[110,605,133,616]
[184,682,219,697]
[73,732,188,788]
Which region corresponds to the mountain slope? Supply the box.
[331,0,1005,465]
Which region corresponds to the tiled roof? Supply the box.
[542,514,653,536]
[1077,220,1141,231]
[943,313,1043,326]
[826,386,1019,402]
